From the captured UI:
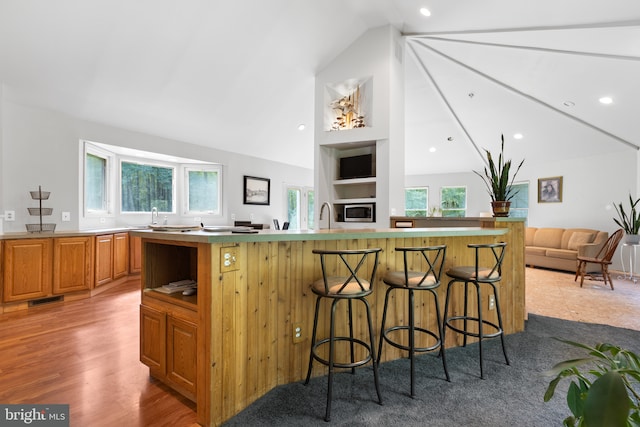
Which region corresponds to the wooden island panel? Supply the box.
[203,224,524,425]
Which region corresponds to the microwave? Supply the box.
[344,204,375,222]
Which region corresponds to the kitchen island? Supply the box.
[131,219,525,426]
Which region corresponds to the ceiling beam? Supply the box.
[409,38,639,151]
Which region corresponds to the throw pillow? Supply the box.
[567,232,596,250]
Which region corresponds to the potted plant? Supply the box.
[544,339,640,426]
[474,134,525,217]
[613,194,640,244]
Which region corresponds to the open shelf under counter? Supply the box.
[143,287,197,311]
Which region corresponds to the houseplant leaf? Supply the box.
[583,371,630,427]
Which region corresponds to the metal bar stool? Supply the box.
[304,247,383,422]
[377,245,450,398]
[442,242,509,379]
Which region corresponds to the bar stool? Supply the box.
[304,247,383,422]
[377,245,450,398]
[442,242,509,379]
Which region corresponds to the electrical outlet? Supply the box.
[231,213,236,221]
[292,322,303,343]
[4,210,15,221]
[62,212,71,222]
[489,295,495,310]
[250,213,255,221]
[99,217,106,224]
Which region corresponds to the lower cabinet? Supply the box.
[95,234,114,287]
[3,238,52,303]
[140,304,197,400]
[53,236,94,294]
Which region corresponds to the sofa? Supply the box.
[525,227,609,273]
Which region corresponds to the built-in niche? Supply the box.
[324,77,373,131]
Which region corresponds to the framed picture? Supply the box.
[538,176,563,203]
[243,175,270,205]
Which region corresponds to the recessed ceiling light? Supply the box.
[447,137,453,141]
[563,101,575,107]
[599,96,613,105]
[419,7,431,17]
[429,147,436,153]
[513,133,523,140]
[297,124,306,131]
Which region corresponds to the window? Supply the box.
[185,166,222,215]
[441,186,466,217]
[508,182,529,218]
[121,161,175,213]
[286,186,314,230]
[84,144,114,215]
[405,187,428,217]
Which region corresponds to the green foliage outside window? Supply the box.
[86,153,106,212]
[405,188,428,217]
[441,186,466,217]
[188,170,219,213]
[121,162,173,212]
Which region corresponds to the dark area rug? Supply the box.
[222,314,640,426]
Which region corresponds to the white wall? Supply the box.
[0,100,313,233]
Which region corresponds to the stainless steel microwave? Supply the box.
[344,204,375,222]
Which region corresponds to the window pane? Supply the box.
[441,186,466,217]
[188,170,219,212]
[307,190,315,229]
[86,153,106,211]
[121,162,173,212]
[509,183,529,209]
[287,189,300,230]
[405,188,428,217]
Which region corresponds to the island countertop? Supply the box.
[130,226,508,243]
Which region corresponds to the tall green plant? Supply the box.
[613,194,640,234]
[544,339,640,427]
[474,134,525,202]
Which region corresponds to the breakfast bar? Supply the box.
[131,218,525,426]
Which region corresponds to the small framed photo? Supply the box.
[538,176,563,203]
[243,175,270,205]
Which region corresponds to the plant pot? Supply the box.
[491,201,511,217]
[625,234,640,244]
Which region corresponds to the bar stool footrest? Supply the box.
[444,316,503,339]
[311,337,374,369]
[381,325,442,353]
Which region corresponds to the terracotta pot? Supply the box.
[491,201,511,217]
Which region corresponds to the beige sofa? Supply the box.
[525,227,609,273]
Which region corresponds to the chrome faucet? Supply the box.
[151,207,158,224]
[319,202,332,230]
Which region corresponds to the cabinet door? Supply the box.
[140,304,166,376]
[166,315,197,395]
[53,236,94,294]
[129,235,142,274]
[3,238,53,302]
[113,232,129,279]
[95,234,113,287]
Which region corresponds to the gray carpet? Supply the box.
[222,315,640,426]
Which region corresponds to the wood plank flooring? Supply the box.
[0,279,198,427]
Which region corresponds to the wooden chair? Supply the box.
[574,229,624,290]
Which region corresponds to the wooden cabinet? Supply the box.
[113,232,129,279]
[129,235,142,274]
[140,303,197,400]
[95,234,114,287]
[3,238,53,302]
[53,236,94,294]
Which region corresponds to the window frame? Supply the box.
[183,164,223,216]
[440,185,467,217]
[84,142,115,217]
[119,158,177,214]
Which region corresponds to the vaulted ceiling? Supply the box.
[1,0,639,175]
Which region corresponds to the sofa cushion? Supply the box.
[545,248,578,260]
[567,232,596,250]
[532,228,564,248]
[525,227,537,246]
[525,246,547,257]
[561,228,600,249]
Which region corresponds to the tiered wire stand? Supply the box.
[26,185,56,233]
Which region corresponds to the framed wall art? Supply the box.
[538,176,563,203]
[243,175,270,205]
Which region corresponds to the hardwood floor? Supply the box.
[0,279,198,427]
